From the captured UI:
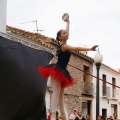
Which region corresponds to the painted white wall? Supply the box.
[0,0,7,33]
[92,63,120,119]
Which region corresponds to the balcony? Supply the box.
[81,82,95,96]
[111,89,120,100]
[102,86,120,100]
[102,86,111,98]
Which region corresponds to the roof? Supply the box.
[102,63,120,74]
[6,25,54,49]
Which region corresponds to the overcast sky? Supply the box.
[7,0,120,69]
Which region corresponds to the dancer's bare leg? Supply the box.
[58,88,67,120]
[50,77,61,120]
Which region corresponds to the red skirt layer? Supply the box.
[38,64,75,88]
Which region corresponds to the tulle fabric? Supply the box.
[38,64,75,88]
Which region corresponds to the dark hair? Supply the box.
[56,29,62,56]
[56,29,63,46]
[56,29,62,41]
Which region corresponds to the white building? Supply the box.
[92,63,120,120]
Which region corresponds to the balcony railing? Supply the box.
[116,89,120,99]
[102,86,120,99]
[81,82,95,96]
[112,88,116,98]
[102,86,111,98]
[112,89,120,99]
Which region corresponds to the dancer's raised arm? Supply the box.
[65,19,70,35]
[62,13,70,36]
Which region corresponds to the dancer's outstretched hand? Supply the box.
[91,45,99,51]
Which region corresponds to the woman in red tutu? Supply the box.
[38,13,98,120]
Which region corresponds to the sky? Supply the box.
[7,0,120,69]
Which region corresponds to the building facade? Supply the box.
[92,63,120,120]
[1,25,120,120]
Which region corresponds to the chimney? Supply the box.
[0,0,7,33]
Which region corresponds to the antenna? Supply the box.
[34,20,39,34]
[21,20,45,34]
[33,20,45,34]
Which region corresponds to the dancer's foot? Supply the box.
[59,113,67,120]
[51,112,56,120]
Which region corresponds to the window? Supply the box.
[112,77,116,98]
[83,65,90,94]
[83,65,89,82]
[102,74,106,96]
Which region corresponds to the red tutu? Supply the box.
[38,64,75,88]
